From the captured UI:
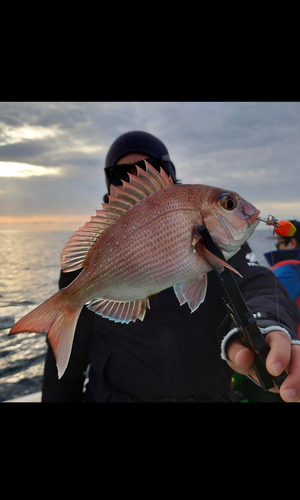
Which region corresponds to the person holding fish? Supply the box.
[10,131,300,402]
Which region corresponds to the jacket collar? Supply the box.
[264,248,300,267]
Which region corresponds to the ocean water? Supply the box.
[0,231,73,401]
[0,228,277,401]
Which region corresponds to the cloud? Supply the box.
[0,162,61,177]
[1,101,300,231]
[0,168,106,220]
[0,121,63,146]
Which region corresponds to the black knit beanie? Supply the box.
[105,130,177,183]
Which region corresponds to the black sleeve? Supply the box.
[41,269,93,402]
[217,242,300,349]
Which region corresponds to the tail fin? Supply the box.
[9,289,82,379]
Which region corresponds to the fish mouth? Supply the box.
[244,208,261,225]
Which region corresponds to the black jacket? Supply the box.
[41,242,300,402]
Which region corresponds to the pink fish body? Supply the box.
[9,161,260,378]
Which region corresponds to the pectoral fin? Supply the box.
[198,244,243,278]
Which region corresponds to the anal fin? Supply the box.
[87,297,150,324]
[174,275,207,312]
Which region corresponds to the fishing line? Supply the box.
[259,216,296,325]
[268,225,280,324]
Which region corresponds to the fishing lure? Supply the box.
[258,215,296,237]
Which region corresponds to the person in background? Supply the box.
[264,220,300,337]
[41,131,300,402]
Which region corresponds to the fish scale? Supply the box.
[82,194,203,301]
[9,160,260,379]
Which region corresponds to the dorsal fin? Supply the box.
[61,160,174,272]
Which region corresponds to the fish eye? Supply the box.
[220,194,237,211]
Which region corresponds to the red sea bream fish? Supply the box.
[9,161,260,378]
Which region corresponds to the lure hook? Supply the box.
[257,215,296,237]
[257,215,280,227]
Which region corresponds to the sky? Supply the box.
[0,101,299,232]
